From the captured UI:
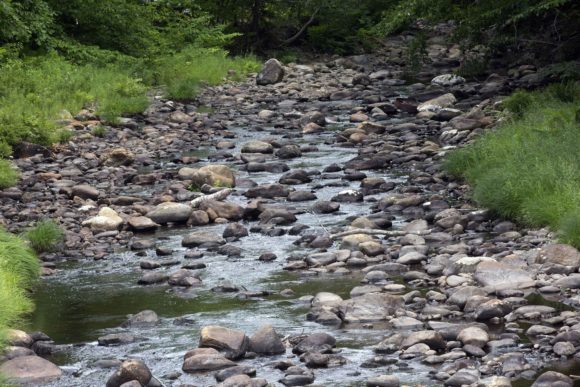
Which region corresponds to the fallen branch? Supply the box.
[190,188,232,208]
[280,8,320,46]
[330,228,432,240]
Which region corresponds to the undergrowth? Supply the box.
[445,82,580,247]
[0,160,18,189]
[0,229,40,356]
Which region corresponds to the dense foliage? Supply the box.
[445,83,580,248]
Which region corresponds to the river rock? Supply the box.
[223,223,249,239]
[474,260,535,290]
[182,231,225,247]
[82,207,123,232]
[431,74,465,86]
[276,145,301,159]
[257,59,284,85]
[367,375,400,387]
[339,293,403,323]
[531,371,573,387]
[445,369,479,387]
[71,184,100,200]
[249,324,286,355]
[288,191,317,202]
[127,216,159,231]
[122,310,159,327]
[259,208,297,224]
[199,200,243,221]
[401,330,446,350]
[98,333,136,346]
[182,353,236,373]
[106,359,152,387]
[457,326,489,347]
[475,299,512,320]
[417,93,456,112]
[311,201,340,214]
[241,140,274,154]
[0,356,62,384]
[168,269,201,287]
[199,326,249,359]
[340,234,375,250]
[293,332,336,354]
[245,184,289,198]
[279,170,311,185]
[186,164,235,188]
[6,329,33,348]
[146,202,193,224]
[104,147,135,166]
[215,365,257,382]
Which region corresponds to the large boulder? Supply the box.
[537,244,580,268]
[182,165,235,188]
[0,356,62,384]
[82,207,123,232]
[339,293,403,323]
[256,59,284,85]
[241,141,274,154]
[106,359,152,387]
[199,200,244,221]
[417,93,456,112]
[182,231,225,248]
[199,326,249,360]
[531,371,573,387]
[249,325,286,355]
[146,202,193,224]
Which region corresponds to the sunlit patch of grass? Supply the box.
[23,219,64,253]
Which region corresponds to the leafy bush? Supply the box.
[0,160,18,189]
[445,83,580,247]
[24,219,64,253]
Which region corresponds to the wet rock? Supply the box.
[241,141,274,154]
[526,325,557,336]
[391,317,423,330]
[293,333,336,355]
[259,208,297,225]
[122,310,159,327]
[249,324,285,355]
[367,375,400,387]
[457,326,489,348]
[401,330,446,350]
[127,216,159,231]
[137,272,168,285]
[71,184,100,200]
[444,369,479,387]
[475,299,511,320]
[182,352,236,373]
[188,210,210,226]
[553,341,576,356]
[332,189,363,203]
[98,333,136,346]
[6,329,33,348]
[537,244,580,268]
[417,93,456,112]
[168,269,201,287]
[223,223,249,239]
[82,207,123,231]
[0,356,62,384]
[303,352,329,368]
[245,184,289,199]
[185,164,235,188]
[339,293,403,323]
[279,170,311,185]
[340,234,374,250]
[215,365,257,382]
[199,326,249,360]
[288,191,317,202]
[199,200,243,221]
[531,371,573,387]
[182,231,225,248]
[146,202,193,224]
[258,253,277,262]
[276,145,302,159]
[257,58,284,85]
[311,201,340,214]
[106,359,152,387]
[279,373,315,386]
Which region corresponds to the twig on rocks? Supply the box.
[190,188,232,208]
[330,228,432,240]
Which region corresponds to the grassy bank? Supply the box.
[0,229,40,351]
[445,83,580,247]
[0,47,259,188]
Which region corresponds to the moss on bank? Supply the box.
[445,82,580,247]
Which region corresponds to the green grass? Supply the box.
[0,229,40,356]
[0,160,18,189]
[148,47,260,100]
[91,125,107,138]
[445,82,580,247]
[23,219,64,253]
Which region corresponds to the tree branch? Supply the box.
[280,8,320,46]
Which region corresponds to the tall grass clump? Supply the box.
[0,229,40,354]
[149,48,260,100]
[445,82,580,247]
[23,219,64,253]
[0,160,18,189]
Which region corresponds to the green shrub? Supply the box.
[91,125,107,137]
[502,90,535,117]
[0,230,41,286]
[23,219,64,253]
[444,83,580,247]
[0,160,19,189]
